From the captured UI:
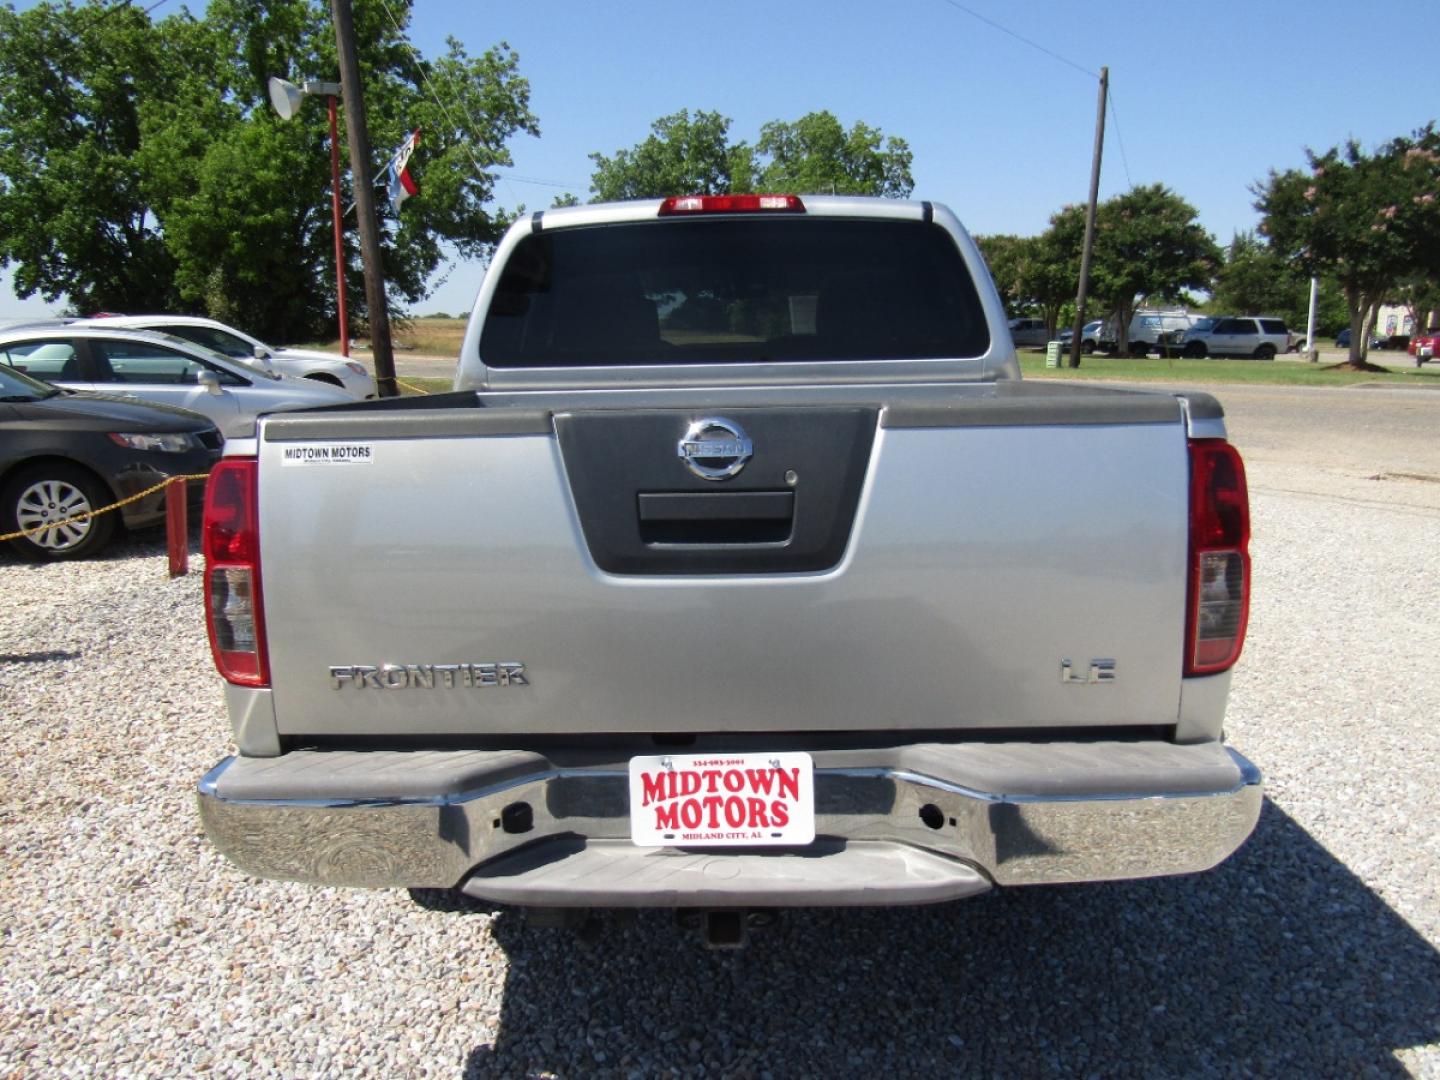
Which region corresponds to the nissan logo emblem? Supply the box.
[677,417,753,481]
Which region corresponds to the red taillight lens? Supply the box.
[203,458,268,687]
[1185,439,1250,676]
[658,194,805,215]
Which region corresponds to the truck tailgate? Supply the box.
[255,393,1190,737]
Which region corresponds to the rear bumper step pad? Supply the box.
[462,837,992,908]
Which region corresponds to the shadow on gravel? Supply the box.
[445,799,1439,1076]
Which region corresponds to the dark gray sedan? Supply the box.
[1,364,222,560]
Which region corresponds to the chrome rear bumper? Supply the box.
[197,741,1262,904]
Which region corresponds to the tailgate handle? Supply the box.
[637,491,794,545]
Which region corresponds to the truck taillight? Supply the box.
[203,458,268,687]
[1186,439,1250,676]
[658,194,805,215]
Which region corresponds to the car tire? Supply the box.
[1081,341,1094,355]
[1254,345,1276,361]
[304,372,345,387]
[2,463,117,561]
[1183,342,1207,359]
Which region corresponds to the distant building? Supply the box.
[1375,304,1418,337]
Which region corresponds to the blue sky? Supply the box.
[4,0,1435,321]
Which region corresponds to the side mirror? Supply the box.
[197,370,225,396]
[253,344,269,360]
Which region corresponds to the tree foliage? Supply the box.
[752,111,912,197]
[587,109,913,201]
[0,0,538,341]
[589,110,748,201]
[1088,184,1220,355]
[977,207,1083,338]
[1256,126,1440,364]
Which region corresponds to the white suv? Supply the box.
[1180,316,1288,360]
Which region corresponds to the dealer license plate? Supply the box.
[628,752,815,847]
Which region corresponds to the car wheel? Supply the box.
[1254,345,1276,361]
[2,463,117,561]
[304,372,345,387]
[1129,342,1148,357]
[1081,341,1094,355]
[1183,342,1207,359]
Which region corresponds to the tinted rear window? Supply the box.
[1259,319,1286,335]
[480,217,990,368]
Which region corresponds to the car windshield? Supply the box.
[0,360,60,400]
[151,332,281,380]
[1190,317,1217,332]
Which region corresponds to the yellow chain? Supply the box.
[396,378,431,395]
[0,473,211,544]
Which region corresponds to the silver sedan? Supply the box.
[0,326,355,438]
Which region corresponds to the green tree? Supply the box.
[1256,126,1440,366]
[1088,184,1221,356]
[1028,206,1085,340]
[0,0,538,342]
[0,1,195,312]
[588,110,747,201]
[1211,231,1299,316]
[975,234,1026,317]
[587,109,912,201]
[752,111,912,197]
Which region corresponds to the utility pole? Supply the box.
[1068,65,1108,369]
[330,0,398,397]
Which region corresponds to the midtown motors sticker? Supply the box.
[279,442,375,466]
[628,752,815,847]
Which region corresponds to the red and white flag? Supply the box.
[384,128,421,212]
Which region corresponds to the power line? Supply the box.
[494,171,585,190]
[1105,88,1135,189]
[373,0,500,184]
[935,0,1098,80]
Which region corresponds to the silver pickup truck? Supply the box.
[197,195,1260,939]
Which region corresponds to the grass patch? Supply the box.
[302,316,468,357]
[1019,352,1440,387]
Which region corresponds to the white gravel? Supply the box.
[2,387,1438,1077]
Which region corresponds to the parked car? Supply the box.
[1056,320,1102,354]
[1409,328,1438,367]
[1333,328,1384,351]
[1180,316,1288,359]
[1006,317,1049,348]
[0,362,221,560]
[0,326,354,438]
[77,315,376,399]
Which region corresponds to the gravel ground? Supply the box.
[2,388,1438,1077]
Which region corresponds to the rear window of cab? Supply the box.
[480,217,991,368]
